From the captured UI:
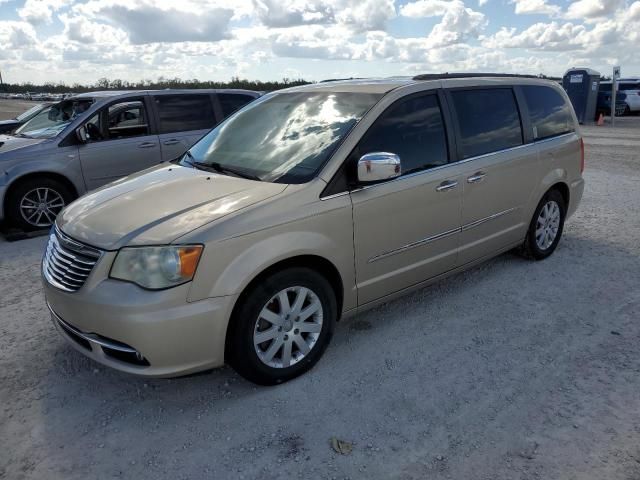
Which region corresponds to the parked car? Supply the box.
[0,89,260,230]
[599,79,640,115]
[43,75,585,385]
[0,103,51,135]
[596,90,627,118]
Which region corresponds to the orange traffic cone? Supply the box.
[597,113,604,126]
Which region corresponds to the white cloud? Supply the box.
[426,1,487,47]
[18,0,73,25]
[512,0,561,16]
[400,0,452,17]
[565,0,624,19]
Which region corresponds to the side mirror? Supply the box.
[357,152,401,184]
[75,125,88,144]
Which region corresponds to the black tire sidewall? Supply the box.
[6,178,73,231]
[526,190,566,260]
[228,268,337,385]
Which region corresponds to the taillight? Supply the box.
[580,137,585,173]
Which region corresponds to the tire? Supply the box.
[623,105,631,116]
[520,189,566,261]
[6,177,74,231]
[227,267,337,385]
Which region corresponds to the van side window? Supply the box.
[218,94,256,117]
[154,94,216,134]
[521,85,574,140]
[450,88,523,159]
[357,93,449,175]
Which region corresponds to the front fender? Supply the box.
[0,148,85,195]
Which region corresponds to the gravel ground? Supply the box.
[0,100,39,120]
[1,116,640,480]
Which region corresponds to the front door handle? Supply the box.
[138,142,156,149]
[467,171,486,183]
[436,180,458,192]
[163,139,180,146]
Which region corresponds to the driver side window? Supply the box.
[357,93,449,176]
[84,100,150,142]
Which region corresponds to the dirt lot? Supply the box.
[0,100,38,121]
[1,109,639,479]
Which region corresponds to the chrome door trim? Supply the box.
[367,206,520,263]
[461,207,519,232]
[368,227,460,263]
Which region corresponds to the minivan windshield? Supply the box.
[183,92,382,183]
[14,98,94,139]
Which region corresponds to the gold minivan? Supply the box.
[43,75,585,384]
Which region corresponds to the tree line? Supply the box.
[0,76,311,94]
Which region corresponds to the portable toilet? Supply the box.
[562,68,600,124]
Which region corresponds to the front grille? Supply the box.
[43,227,101,292]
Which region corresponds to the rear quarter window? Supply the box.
[154,94,216,134]
[521,85,574,141]
[450,88,523,159]
[217,93,256,118]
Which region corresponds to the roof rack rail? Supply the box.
[413,72,541,81]
[319,77,365,83]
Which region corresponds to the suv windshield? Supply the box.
[183,92,382,183]
[14,99,94,139]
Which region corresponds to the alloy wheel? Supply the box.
[535,200,560,250]
[253,286,323,369]
[19,187,65,228]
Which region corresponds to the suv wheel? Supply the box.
[520,189,566,260]
[6,178,73,231]
[227,267,337,385]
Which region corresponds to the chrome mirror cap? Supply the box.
[357,152,401,184]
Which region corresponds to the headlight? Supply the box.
[110,245,203,290]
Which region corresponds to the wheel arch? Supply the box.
[224,254,344,361]
[3,171,80,220]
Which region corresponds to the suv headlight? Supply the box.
[110,245,203,290]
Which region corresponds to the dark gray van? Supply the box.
[0,89,260,230]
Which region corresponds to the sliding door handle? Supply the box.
[467,171,486,183]
[436,180,458,192]
[163,139,180,146]
[138,142,156,149]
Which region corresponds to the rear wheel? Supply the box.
[520,189,566,260]
[227,267,337,385]
[6,177,74,231]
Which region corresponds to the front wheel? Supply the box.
[520,189,566,260]
[227,268,337,385]
[6,177,74,231]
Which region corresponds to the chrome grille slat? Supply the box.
[42,227,102,292]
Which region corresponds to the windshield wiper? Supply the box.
[183,152,261,181]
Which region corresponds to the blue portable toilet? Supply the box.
[562,68,600,124]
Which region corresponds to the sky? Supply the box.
[0,0,638,85]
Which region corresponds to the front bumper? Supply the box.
[44,275,238,378]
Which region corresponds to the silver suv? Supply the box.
[0,89,260,230]
[42,75,585,385]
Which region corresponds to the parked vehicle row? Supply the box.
[0,89,260,230]
[41,75,585,384]
[599,78,640,115]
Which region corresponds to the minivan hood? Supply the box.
[0,134,46,154]
[57,165,287,250]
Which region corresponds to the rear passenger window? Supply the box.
[522,85,574,140]
[450,88,523,159]
[218,94,255,118]
[358,93,449,175]
[154,94,216,134]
